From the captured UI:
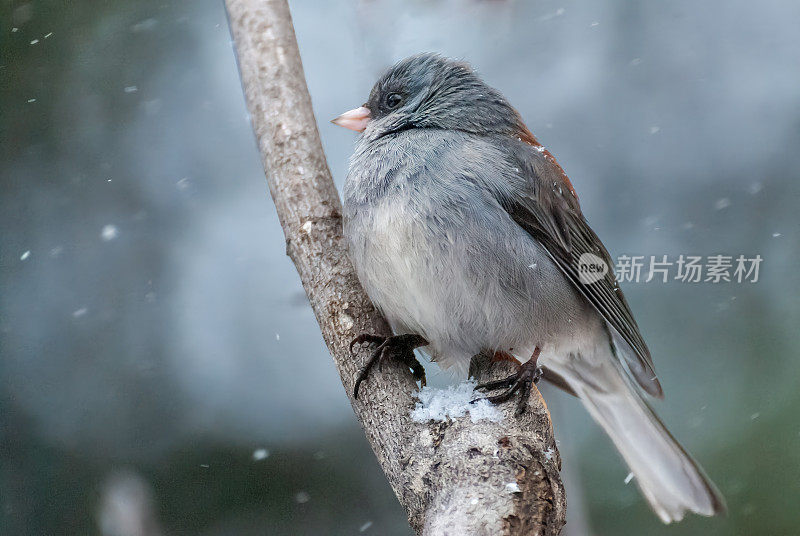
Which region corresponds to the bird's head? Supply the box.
[333,53,531,143]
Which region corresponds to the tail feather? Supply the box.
[546,355,725,523]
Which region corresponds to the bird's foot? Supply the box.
[350,333,428,399]
[474,348,542,415]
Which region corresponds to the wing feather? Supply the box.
[501,151,663,398]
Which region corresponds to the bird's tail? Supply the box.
[545,353,726,523]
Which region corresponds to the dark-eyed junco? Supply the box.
[333,53,724,523]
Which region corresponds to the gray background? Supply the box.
[2,0,799,534]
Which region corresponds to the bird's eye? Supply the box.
[385,93,403,108]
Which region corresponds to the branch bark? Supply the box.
[223,1,566,534]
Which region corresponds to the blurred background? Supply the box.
[2,0,799,534]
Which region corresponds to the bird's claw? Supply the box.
[473,356,542,416]
[351,333,428,399]
[349,334,386,354]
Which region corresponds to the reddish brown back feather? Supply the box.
[514,120,579,200]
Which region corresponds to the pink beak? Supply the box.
[331,106,371,132]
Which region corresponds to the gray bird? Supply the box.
[333,53,725,523]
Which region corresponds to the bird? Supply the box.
[332,53,725,523]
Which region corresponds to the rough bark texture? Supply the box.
[223,1,566,534]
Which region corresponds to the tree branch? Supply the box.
[223,1,566,533]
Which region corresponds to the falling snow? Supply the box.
[624,472,635,484]
[20,250,31,261]
[101,225,119,241]
[294,491,310,504]
[131,18,158,33]
[537,7,565,21]
[252,448,270,461]
[359,521,373,532]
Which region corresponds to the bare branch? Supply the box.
[223,1,566,533]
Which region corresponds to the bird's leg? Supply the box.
[350,333,428,399]
[475,347,542,415]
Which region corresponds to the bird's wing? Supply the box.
[499,146,663,398]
